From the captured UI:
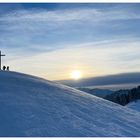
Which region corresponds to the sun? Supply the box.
[70,70,82,80]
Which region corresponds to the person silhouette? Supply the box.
[3,66,6,71]
[7,66,9,71]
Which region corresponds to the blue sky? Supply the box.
[0,3,140,80]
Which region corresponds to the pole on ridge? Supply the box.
[0,51,6,70]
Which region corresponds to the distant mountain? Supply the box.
[57,72,140,88]
[77,88,113,98]
[105,86,140,106]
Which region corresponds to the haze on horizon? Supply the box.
[0,3,140,80]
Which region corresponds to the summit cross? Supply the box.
[0,51,5,70]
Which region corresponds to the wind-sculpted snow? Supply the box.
[0,71,140,137]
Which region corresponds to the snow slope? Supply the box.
[127,100,140,112]
[0,71,140,137]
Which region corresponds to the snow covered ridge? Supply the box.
[0,71,140,137]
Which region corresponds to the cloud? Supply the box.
[1,6,140,23]
[6,38,140,80]
[0,4,140,80]
[0,6,139,52]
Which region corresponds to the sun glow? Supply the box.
[70,70,82,80]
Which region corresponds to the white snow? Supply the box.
[126,100,140,112]
[0,71,140,137]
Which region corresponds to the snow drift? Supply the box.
[0,71,140,137]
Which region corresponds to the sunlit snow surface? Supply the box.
[0,71,140,137]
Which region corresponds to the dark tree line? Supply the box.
[105,86,140,106]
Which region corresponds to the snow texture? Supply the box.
[127,100,140,112]
[0,71,140,137]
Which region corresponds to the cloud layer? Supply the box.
[0,4,140,53]
[0,4,140,80]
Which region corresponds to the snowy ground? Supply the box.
[0,71,140,137]
[127,100,140,112]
